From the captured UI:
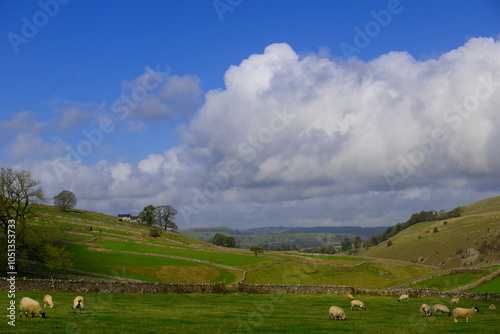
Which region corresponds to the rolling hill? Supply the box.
[5,195,499,292]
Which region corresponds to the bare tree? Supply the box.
[154,205,178,230]
[53,190,77,211]
[0,167,45,237]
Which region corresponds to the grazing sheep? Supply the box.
[329,306,347,320]
[346,293,354,301]
[449,297,460,306]
[398,294,409,302]
[489,304,496,310]
[350,300,366,311]
[19,297,46,318]
[453,307,479,322]
[433,304,451,316]
[420,303,432,317]
[43,295,54,308]
[72,296,84,314]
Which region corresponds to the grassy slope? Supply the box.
[360,196,500,269]
[245,261,436,289]
[4,291,498,334]
[18,198,500,290]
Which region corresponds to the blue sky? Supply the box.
[1,0,500,229]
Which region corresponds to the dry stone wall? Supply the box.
[2,278,499,299]
[390,268,492,289]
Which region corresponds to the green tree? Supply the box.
[250,246,264,256]
[0,167,70,268]
[53,190,77,211]
[155,205,178,230]
[17,225,71,267]
[353,235,362,249]
[0,167,45,237]
[211,233,237,248]
[387,240,393,246]
[140,205,156,226]
[341,238,352,251]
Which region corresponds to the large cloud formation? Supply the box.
[16,37,500,228]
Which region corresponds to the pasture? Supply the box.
[4,291,498,333]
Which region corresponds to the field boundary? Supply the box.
[3,278,498,299]
[389,268,493,290]
[448,268,500,293]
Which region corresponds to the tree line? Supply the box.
[140,204,178,231]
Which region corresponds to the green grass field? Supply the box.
[93,240,274,267]
[3,291,498,333]
[245,261,436,289]
[407,273,487,292]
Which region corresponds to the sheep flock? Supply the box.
[18,295,86,320]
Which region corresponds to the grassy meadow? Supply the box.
[3,291,498,333]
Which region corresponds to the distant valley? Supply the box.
[180,225,389,249]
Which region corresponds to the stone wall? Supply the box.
[237,283,500,300]
[448,268,500,293]
[1,278,226,294]
[390,268,492,289]
[2,278,499,300]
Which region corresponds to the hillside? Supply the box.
[359,196,500,269]
[5,197,498,292]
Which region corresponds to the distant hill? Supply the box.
[246,225,389,235]
[180,225,389,249]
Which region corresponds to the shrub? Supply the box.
[443,221,448,225]
[149,228,160,238]
[433,227,438,233]
[387,240,392,247]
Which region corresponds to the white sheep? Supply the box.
[19,297,46,318]
[420,303,431,317]
[453,307,479,322]
[43,294,54,308]
[449,297,460,306]
[346,293,354,300]
[398,294,409,302]
[72,296,84,314]
[350,300,366,311]
[432,304,451,316]
[489,304,496,310]
[329,306,347,320]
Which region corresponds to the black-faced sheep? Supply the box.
[72,296,84,314]
[346,293,354,301]
[398,294,409,302]
[329,306,346,320]
[453,307,479,322]
[350,300,366,311]
[432,304,450,316]
[449,297,459,306]
[19,297,46,318]
[43,294,54,308]
[489,304,496,310]
[420,303,431,317]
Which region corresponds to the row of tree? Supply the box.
[140,204,178,231]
